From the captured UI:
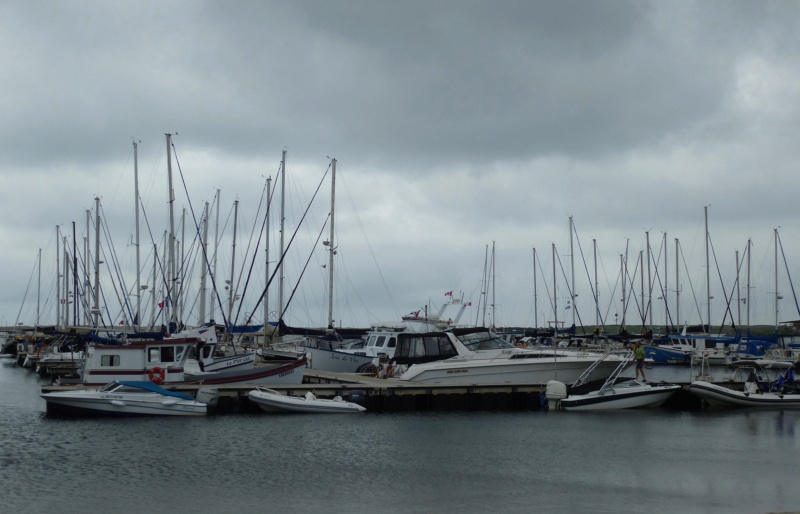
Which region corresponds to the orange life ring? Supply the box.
[148,366,166,384]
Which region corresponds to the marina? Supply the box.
[4,356,800,514]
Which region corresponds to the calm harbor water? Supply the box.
[2,360,799,514]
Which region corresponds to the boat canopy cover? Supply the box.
[393,332,458,364]
[115,380,196,401]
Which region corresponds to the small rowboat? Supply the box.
[247,387,366,413]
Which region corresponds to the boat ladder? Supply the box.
[572,350,630,389]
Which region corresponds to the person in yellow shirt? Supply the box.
[633,341,647,383]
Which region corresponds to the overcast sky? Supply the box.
[2,1,800,333]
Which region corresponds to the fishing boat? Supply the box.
[40,380,208,416]
[60,337,306,387]
[247,387,366,413]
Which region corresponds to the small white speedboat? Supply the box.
[247,387,366,413]
[552,379,681,411]
[40,381,208,416]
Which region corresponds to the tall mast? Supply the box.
[663,231,668,330]
[55,225,60,327]
[228,200,239,337]
[491,241,496,328]
[704,206,711,331]
[133,140,141,331]
[325,158,336,329]
[179,207,186,326]
[675,238,680,328]
[480,244,488,327]
[746,238,751,327]
[264,177,272,341]
[593,239,599,328]
[62,235,69,327]
[736,249,741,327]
[774,228,779,329]
[84,210,90,326]
[279,150,286,320]
[532,248,538,330]
[211,189,220,321]
[151,242,157,327]
[552,243,558,333]
[72,222,78,326]
[199,202,209,324]
[569,216,575,327]
[646,230,652,329]
[37,248,41,329]
[166,133,177,328]
[93,197,100,329]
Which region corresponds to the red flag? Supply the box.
[321,264,327,269]
[444,291,453,296]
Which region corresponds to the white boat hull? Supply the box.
[396,355,626,386]
[41,385,207,417]
[304,346,374,373]
[247,388,366,413]
[561,382,681,411]
[689,381,800,408]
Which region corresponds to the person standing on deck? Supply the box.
[633,341,647,383]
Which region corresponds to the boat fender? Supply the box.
[148,366,166,384]
[305,391,317,400]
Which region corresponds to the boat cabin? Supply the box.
[80,338,199,385]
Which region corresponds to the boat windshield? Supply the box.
[456,331,514,351]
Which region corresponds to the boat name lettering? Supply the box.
[446,369,468,375]
[278,369,295,378]
[101,395,124,399]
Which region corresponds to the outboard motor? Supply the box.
[545,380,568,410]
[195,386,219,408]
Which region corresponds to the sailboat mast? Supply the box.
[491,241,496,328]
[646,230,652,329]
[736,249,741,327]
[774,228,779,329]
[746,238,751,327]
[663,232,668,330]
[264,177,271,341]
[326,158,336,329]
[704,206,710,330]
[279,150,286,319]
[199,202,209,323]
[37,248,41,329]
[72,222,78,326]
[532,248,538,330]
[211,189,220,321]
[55,225,60,327]
[133,140,141,331]
[552,243,557,333]
[166,133,177,328]
[569,216,575,327]
[228,200,239,336]
[93,197,100,329]
[675,238,680,328]
[62,235,69,327]
[84,210,90,326]
[480,244,488,327]
[593,239,599,328]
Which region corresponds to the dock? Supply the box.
[40,369,705,413]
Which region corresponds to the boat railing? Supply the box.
[594,351,634,393]
[572,350,629,389]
